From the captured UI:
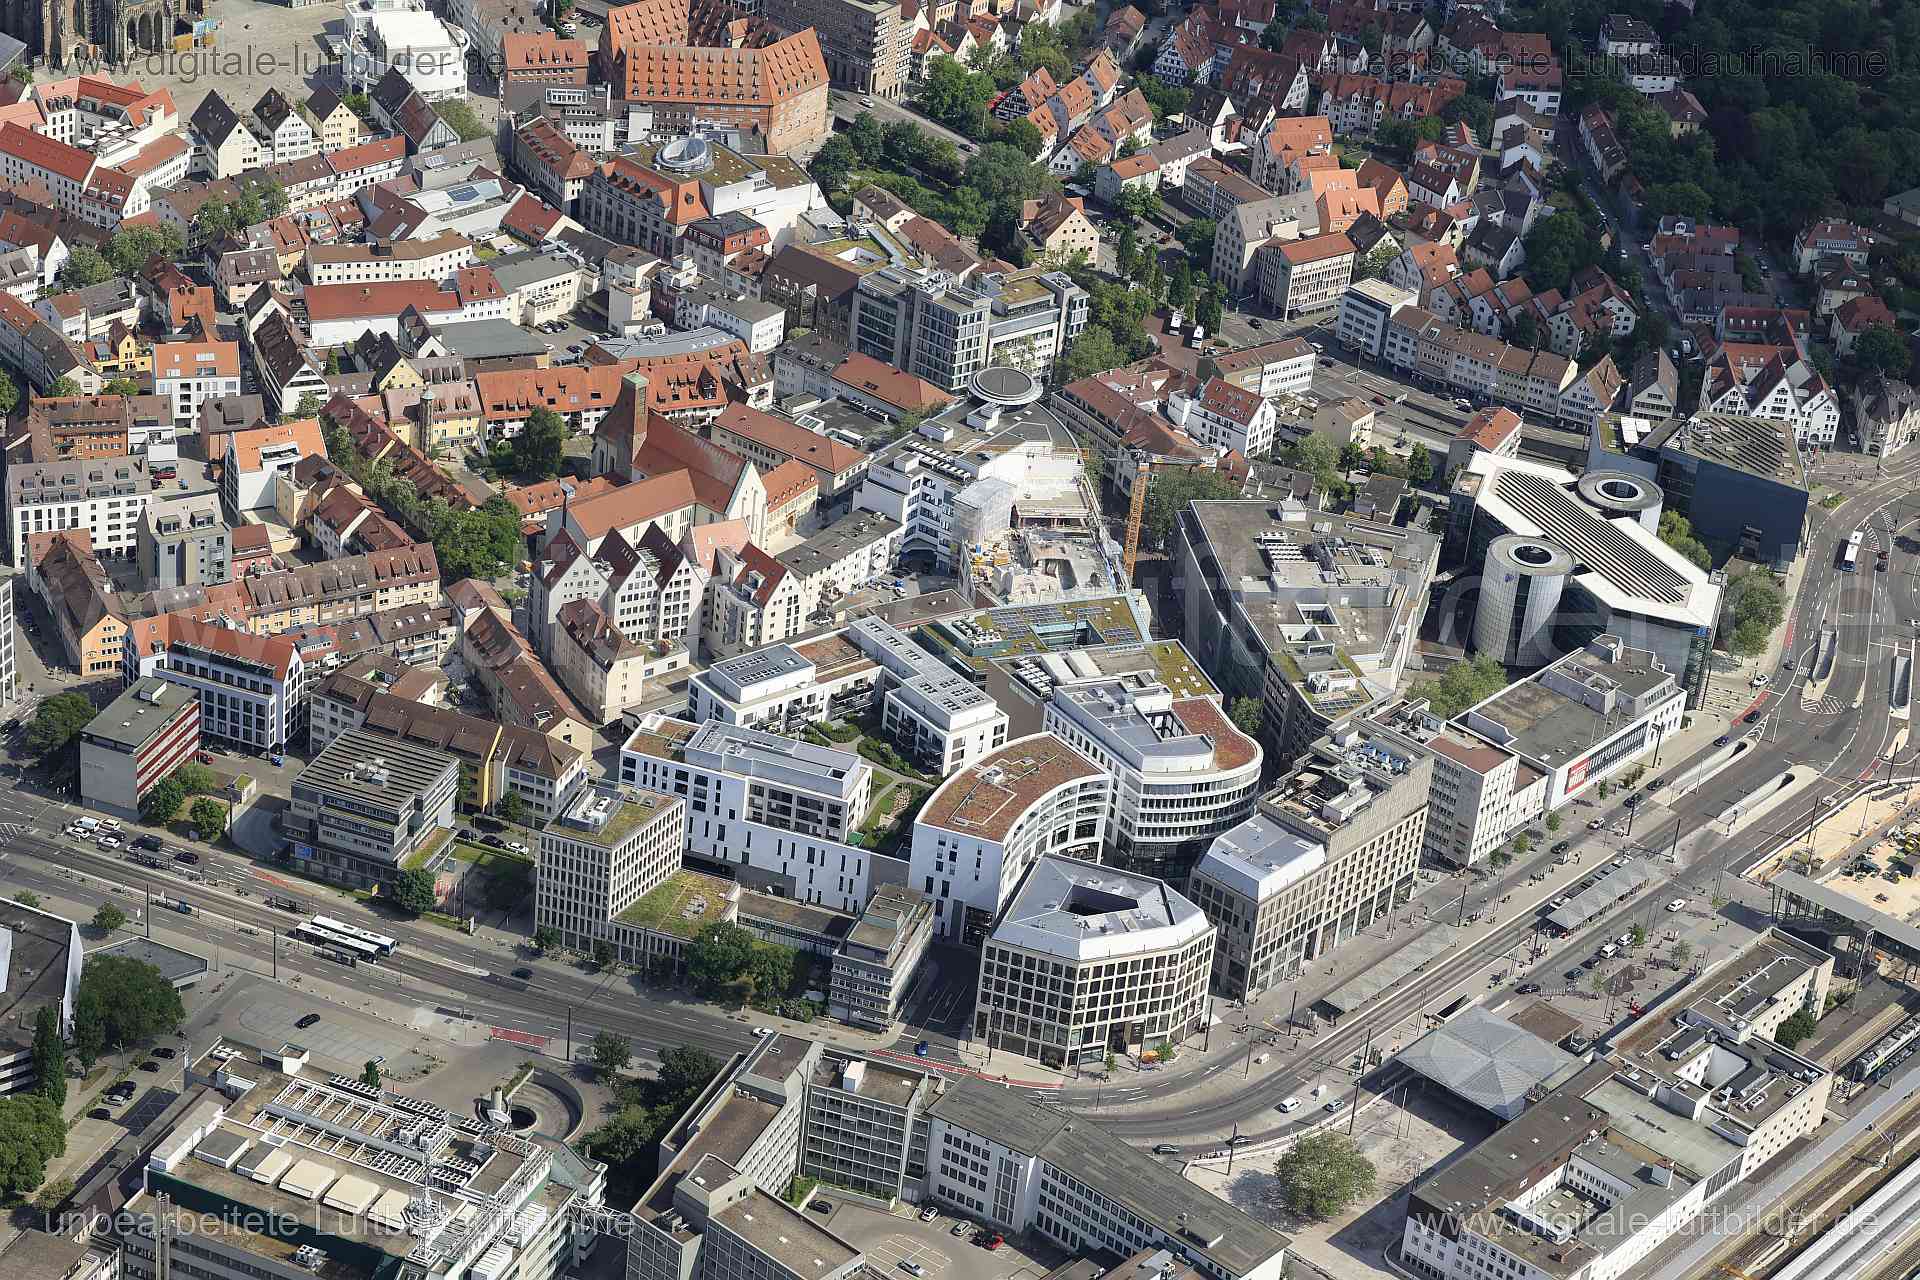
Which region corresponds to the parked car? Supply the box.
[1516,982,1542,995]
[155,1047,177,1059]
[950,1223,969,1238]
[1152,1143,1179,1155]
[1564,968,1583,980]
[1277,1096,1301,1112]
[295,1013,321,1029]
[138,1060,158,1072]
[900,1263,925,1277]
[919,1207,938,1222]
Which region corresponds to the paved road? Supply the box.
[829,90,979,156]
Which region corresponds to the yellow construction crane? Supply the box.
[1122,453,1149,583]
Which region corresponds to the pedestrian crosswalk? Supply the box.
[0,821,26,850]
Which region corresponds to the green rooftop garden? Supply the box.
[616,871,733,939]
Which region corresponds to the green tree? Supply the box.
[391,868,439,916]
[1513,834,1532,855]
[361,1060,383,1089]
[102,377,142,397]
[1228,697,1263,737]
[104,224,184,276]
[189,797,228,838]
[592,940,615,968]
[1168,259,1194,310]
[172,762,219,795]
[27,692,96,756]
[1509,311,1539,350]
[29,1006,64,1109]
[1415,653,1509,717]
[687,921,757,994]
[1546,812,1562,834]
[1195,286,1222,334]
[591,1031,633,1078]
[496,792,528,826]
[0,1095,65,1199]
[1523,211,1603,294]
[1629,923,1648,948]
[1406,442,1434,486]
[433,99,489,142]
[1354,239,1397,282]
[1060,325,1125,382]
[997,117,1045,159]
[47,376,80,397]
[1775,1009,1817,1049]
[658,1045,722,1096]
[59,244,113,288]
[1177,218,1216,262]
[31,1175,75,1229]
[1671,940,1693,966]
[1142,465,1239,548]
[809,135,857,194]
[1273,1132,1376,1220]
[532,925,562,954]
[1729,619,1771,658]
[1855,326,1912,378]
[1338,441,1367,476]
[141,777,186,824]
[71,956,184,1068]
[512,407,567,478]
[91,903,126,934]
[294,391,324,419]
[0,371,18,416]
[748,943,796,1004]
[1658,510,1711,570]
[1260,22,1289,50]
[1116,184,1162,224]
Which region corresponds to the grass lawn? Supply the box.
[616,869,735,939]
[854,781,930,856]
[450,840,532,875]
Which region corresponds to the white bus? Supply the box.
[307,915,398,956]
[1841,530,1864,572]
[292,922,380,963]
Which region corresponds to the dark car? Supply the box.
[295,1013,321,1029]
[1715,735,1731,747]
[138,1060,158,1071]
[511,967,533,979]
[89,1107,112,1121]
[174,850,200,865]
[1552,840,1571,855]
[1152,1143,1179,1155]
[1564,968,1583,980]
[1623,793,1641,807]
[1581,956,1600,969]
[1647,778,1666,792]
[483,834,508,848]
[132,834,163,852]
[1516,982,1542,995]
[154,1047,176,1059]
[1744,710,1763,723]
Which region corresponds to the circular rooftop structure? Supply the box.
[1576,470,1662,515]
[657,136,712,176]
[1488,534,1575,577]
[970,365,1043,407]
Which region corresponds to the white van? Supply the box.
[1253,1052,1269,1066]
[1599,943,1619,959]
[1277,1096,1302,1112]
[75,816,100,832]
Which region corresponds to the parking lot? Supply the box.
[809,1198,1062,1280]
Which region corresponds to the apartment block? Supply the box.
[620,715,882,913]
[909,733,1111,944]
[761,0,909,99]
[829,883,933,1030]
[78,677,199,820]
[535,781,690,961]
[123,614,306,753]
[281,729,459,889]
[7,454,150,564]
[136,492,230,589]
[1042,674,1261,881]
[975,854,1215,1066]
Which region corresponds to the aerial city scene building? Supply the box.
[0,5,1905,1280]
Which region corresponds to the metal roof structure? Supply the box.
[1546,860,1657,932]
[1395,1007,1583,1120]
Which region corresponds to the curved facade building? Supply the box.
[1576,470,1664,534]
[909,733,1112,944]
[974,854,1216,1067]
[1474,535,1574,667]
[1041,673,1263,881]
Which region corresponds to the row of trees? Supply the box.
[322,417,526,578]
[192,178,292,243]
[585,1044,723,1196]
[139,761,223,825]
[58,225,189,290]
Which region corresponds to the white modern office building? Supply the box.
[849,615,1009,774]
[1364,697,1546,868]
[621,715,884,913]
[535,782,688,959]
[973,854,1215,1066]
[1448,451,1720,698]
[909,733,1111,944]
[1336,278,1417,358]
[1457,634,1688,811]
[345,0,470,99]
[1041,674,1262,880]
